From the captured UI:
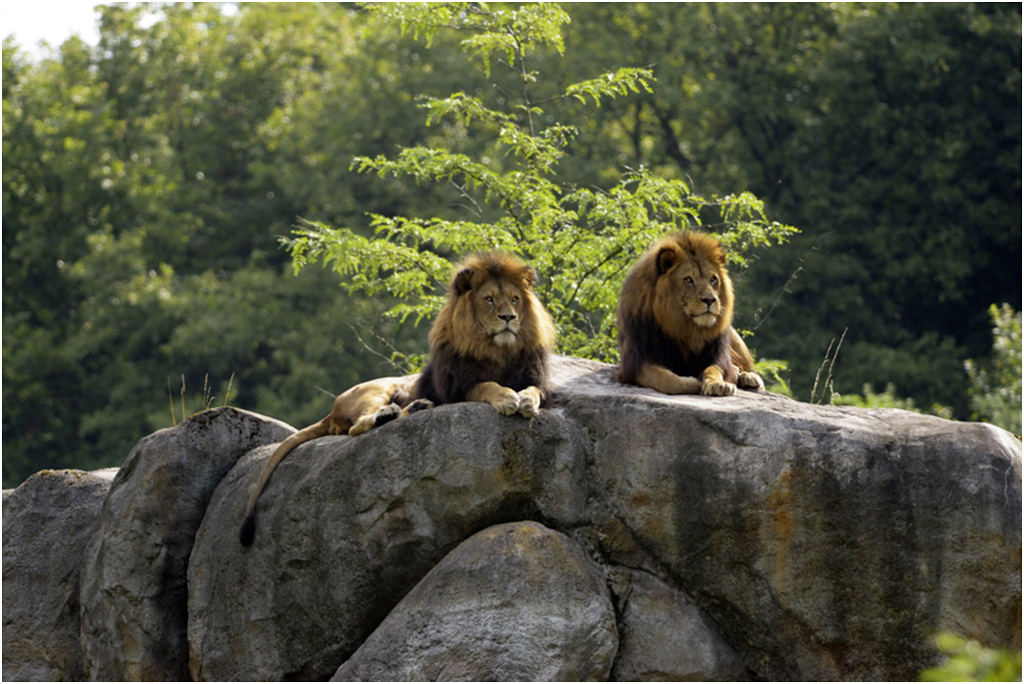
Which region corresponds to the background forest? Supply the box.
[3,2,1021,487]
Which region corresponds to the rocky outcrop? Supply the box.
[2,356,1020,681]
[553,359,1022,680]
[187,356,1022,681]
[2,468,117,682]
[78,407,294,681]
[187,398,589,681]
[332,521,619,682]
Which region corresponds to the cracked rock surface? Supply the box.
[2,468,118,681]
[188,356,1021,681]
[79,407,295,681]
[331,521,619,682]
[3,356,1020,681]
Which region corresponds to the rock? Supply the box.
[331,521,618,682]
[188,356,1020,681]
[78,407,294,681]
[2,468,117,682]
[609,568,746,681]
[187,405,588,681]
[5,356,1019,681]
[555,357,1022,680]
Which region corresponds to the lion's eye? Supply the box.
[684,277,695,287]
[511,296,519,305]
[485,296,495,305]
[710,276,718,286]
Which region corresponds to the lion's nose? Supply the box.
[700,297,716,307]
[499,313,517,322]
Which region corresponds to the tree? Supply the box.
[289,2,796,367]
[542,4,1021,416]
[965,304,1022,434]
[749,4,1022,416]
[2,5,419,486]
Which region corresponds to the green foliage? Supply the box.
[289,2,796,364]
[920,633,1022,682]
[965,304,1022,434]
[2,5,410,486]
[555,3,1022,417]
[3,3,1018,488]
[833,383,953,420]
[753,358,793,398]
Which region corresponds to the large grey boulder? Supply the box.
[188,356,1020,681]
[78,407,294,681]
[332,521,618,682]
[2,468,117,682]
[556,357,1021,680]
[3,356,1018,681]
[187,405,588,681]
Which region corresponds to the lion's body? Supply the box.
[239,252,555,546]
[616,232,764,397]
[414,253,555,414]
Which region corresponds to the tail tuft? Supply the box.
[239,513,256,546]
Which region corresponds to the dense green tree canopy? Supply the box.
[290,3,796,366]
[4,3,1020,487]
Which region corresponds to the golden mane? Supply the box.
[620,231,734,348]
[429,252,556,362]
[616,231,762,396]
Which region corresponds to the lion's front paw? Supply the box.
[407,398,434,414]
[517,389,541,418]
[701,379,736,397]
[490,388,521,416]
[372,403,402,427]
[737,371,765,391]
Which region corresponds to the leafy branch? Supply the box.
[288,2,798,365]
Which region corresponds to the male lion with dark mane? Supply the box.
[616,231,764,397]
[239,252,556,546]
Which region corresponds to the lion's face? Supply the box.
[432,253,556,361]
[657,249,724,328]
[470,278,525,347]
[648,235,733,340]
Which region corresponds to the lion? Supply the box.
[239,252,556,546]
[615,231,765,397]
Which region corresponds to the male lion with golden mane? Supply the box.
[239,252,556,546]
[616,231,765,397]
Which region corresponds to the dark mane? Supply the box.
[414,346,550,406]
[616,311,735,385]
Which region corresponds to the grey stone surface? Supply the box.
[332,521,618,682]
[5,356,1019,682]
[79,407,294,681]
[609,568,746,681]
[188,356,1020,681]
[2,468,117,682]
[554,357,1022,680]
[188,405,588,681]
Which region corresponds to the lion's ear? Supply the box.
[453,268,475,296]
[525,266,539,289]
[656,246,680,276]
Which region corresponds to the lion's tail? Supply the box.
[239,416,332,546]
